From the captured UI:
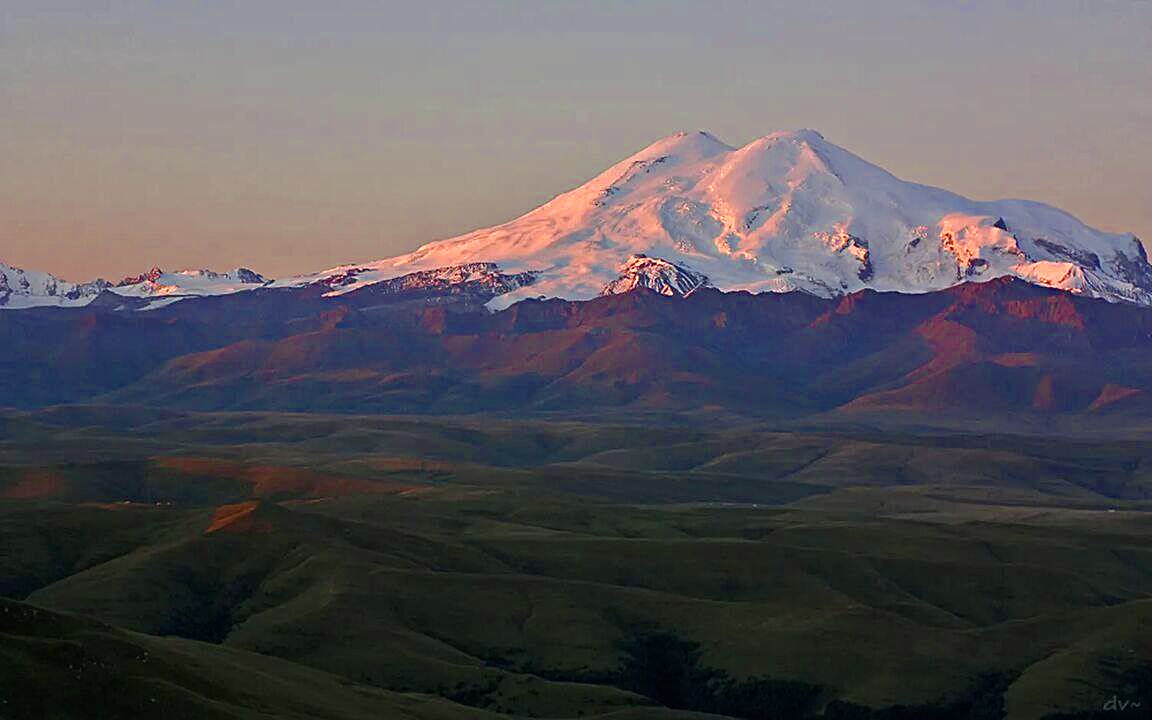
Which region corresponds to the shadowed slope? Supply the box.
[84,279,1152,425]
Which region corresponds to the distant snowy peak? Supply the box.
[324,128,1150,309]
[602,255,710,298]
[0,262,110,309]
[0,263,269,309]
[111,267,269,300]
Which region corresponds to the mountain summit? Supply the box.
[286,129,1151,308]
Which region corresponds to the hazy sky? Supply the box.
[2,1,1150,281]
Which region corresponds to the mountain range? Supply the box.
[4,130,1150,311]
[2,271,1152,425]
[3,130,1152,424]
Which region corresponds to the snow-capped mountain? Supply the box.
[0,263,268,309]
[110,267,269,303]
[0,262,111,309]
[5,129,1150,312]
[282,129,1151,309]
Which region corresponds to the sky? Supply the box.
[1,1,1150,282]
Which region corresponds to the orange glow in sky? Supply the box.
[2,1,1149,281]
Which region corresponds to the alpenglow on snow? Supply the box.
[5,130,1150,310]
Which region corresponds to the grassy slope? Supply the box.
[0,596,507,720]
[3,409,1152,718]
[0,597,730,720]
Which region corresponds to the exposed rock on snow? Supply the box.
[602,255,710,297]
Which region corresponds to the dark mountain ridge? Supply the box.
[2,277,1151,422]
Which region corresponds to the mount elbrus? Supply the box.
[3,130,1149,311]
